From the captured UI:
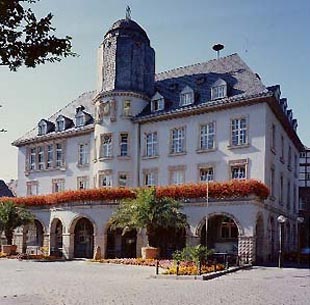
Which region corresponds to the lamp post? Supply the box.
[277,215,287,268]
[296,216,304,264]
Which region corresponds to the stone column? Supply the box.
[238,236,255,264]
[13,232,24,253]
[94,232,105,259]
[62,233,73,259]
[136,229,147,258]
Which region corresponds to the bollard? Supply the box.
[176,260,180,276]
[155,259,159,275]
[198,260,202,275]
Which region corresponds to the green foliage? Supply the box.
[0,0,76,71]
[0,201,34,245]
[172,245,214,263]
[109,188,188,247]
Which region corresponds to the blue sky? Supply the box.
[0,0,309,182]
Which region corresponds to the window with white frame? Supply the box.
[56,117,65,132]
[75,113,85,127]
[55,143,64,168]
[46,144,54,169]
[211,79,227,100]
[29,148,36,170]
[199,167,214,182]
[179,86,194,106]
[78,143,89,166]
[98,170,112,187]
[123,100,131,116]
[170,127,186,154]
[200,122,215,150]
[118,172,128,187]
[230,159,248,180]
[38,121,47,135]
[119,133,129,157]
[52,179,65,193]
[26,181,38,196]
[100,134,112,158]
[169,166,186,185]
[77,176,89,190]
[143,168,158,186]
[145,132,158,157]
[231,118,247,146]
[37,146,44,170]
[151,97,164,112]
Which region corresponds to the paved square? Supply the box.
[0,260,309,305]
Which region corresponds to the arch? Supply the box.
[68,214,97,236]
[73,217,94,259]
[25,219,44,247]
[255,213,265,264]
[50,218,63,257]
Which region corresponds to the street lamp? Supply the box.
[277,215,287,268]
[296,216,304,264]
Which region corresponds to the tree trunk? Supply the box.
[4,230,13,245]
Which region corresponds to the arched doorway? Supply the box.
[74,217,94,258]
[200,215,239,254]
[50,218,63,256]
[26,220,44,247]
[255,215,264,264]
[106,227,137,258]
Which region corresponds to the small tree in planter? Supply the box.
[109,187,188,258]
[0,201,34,254]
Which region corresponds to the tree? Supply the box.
[0,201,34,245]
[0,0,76,71]
[109,188,188,248]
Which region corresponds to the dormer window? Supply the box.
[76,113,85,127]
[211,79,227,100]
[56,117,65,132]
[151,92,165,112]
[180,86,194,106]
[38,122,47,135]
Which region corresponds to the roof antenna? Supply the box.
[212,44,224,59]
[126,5,131,20]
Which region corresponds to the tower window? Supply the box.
[123,100,131,116]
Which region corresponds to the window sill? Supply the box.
[77,163,89,168]
[98,157,113,161]
[117,156,131,160]
[25,166,67,174]
[196,148,216,154]
[142,155,159,160]
[169,152,187,157]
[227,144,250,150]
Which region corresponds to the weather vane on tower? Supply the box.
[126,6,131,20]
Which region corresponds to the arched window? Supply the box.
[211,78,227,100]
[179,86,194,106]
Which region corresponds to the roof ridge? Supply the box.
[155,53,239,77]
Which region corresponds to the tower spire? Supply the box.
[126,6,131,20]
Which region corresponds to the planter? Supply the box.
[141,246,159,259]
[1,245,17,256]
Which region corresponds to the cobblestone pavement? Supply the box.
[0,260,309,305]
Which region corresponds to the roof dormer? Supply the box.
[75,106,93,128]
[211,78,227,100]
[179,85,194,106]
[56,115,73,132]
[38,119,54,136]
[151,92,165,112]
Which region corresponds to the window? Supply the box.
[293,184,297,213]
[231,118,247,146]
[56,143,64,168]
[151,98,164,112]
[38,121,47,135]
[52,179,65,193]
[170,127,186,154]
[200,122,215,150]
[56,118,65,132]
[211,79,227,100]
[180,86,194,106]
[76,114,85,127]
[98,170,112,187]
[287,180,291,210]
[279,175,284,204]
[220,218,238,239]
[46,144,54,169]
[37,146,44,170]
[78,143,89,166]
[288,146,292,170]
[143,168,158,186]
[101,134,112,158]
[270,167,275,198]
[26,181,38,196]
[199,167,213,182]
[119,133,129,157]
[294,154,298,176]
[169,166,186,185]
[123,100,131,116]
[229,159,248,180]
[118,172,128,187]
[145,132,158,157]
[77,176,89,190]
[271,124,276,151]
[281,135,285,162]
[29,148,36,170]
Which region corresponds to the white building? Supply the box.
[11,17,303,262]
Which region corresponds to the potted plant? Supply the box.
[0,201,34,255]
[109,187,187,259]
